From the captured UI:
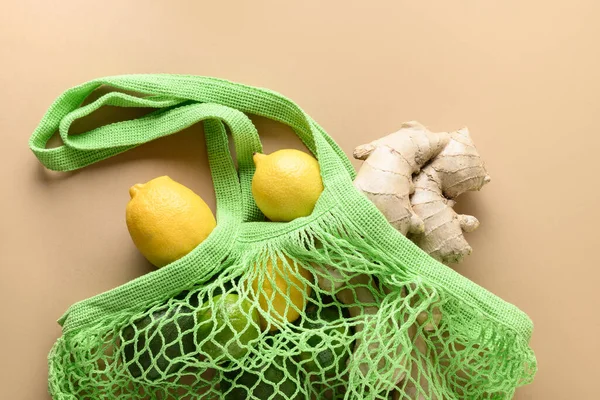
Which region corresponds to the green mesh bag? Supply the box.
[29,75,536,400]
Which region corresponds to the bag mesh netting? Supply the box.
[29,75,536,399]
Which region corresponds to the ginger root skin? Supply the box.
[353,121,450,236]
[354,123,490,264]
[409,127,490,264]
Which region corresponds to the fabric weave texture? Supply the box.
[29,75,536,400]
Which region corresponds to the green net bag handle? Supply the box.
[29,75,355,219]
[29,74,356,331]
[30,74,537,399]
[35,99,261,219]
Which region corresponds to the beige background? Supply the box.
[1,1,599,399]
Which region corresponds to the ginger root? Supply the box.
[416,306,442,332]
[354,122,490,264]
[353,121,450,235]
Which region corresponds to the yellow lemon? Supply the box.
[250,256,313,332]
[126,176,216,268]
[252,149,324,222]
